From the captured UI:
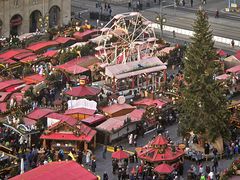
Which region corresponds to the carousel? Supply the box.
[137,135,184,165]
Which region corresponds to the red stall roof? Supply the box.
[0,102,7,112]
[42,50,58,58]
[23,117,37,126]
[56,64,89,75]
[47,113,77,126]
[55,37,76,44]
[0,92,11,102]
[0,49,30,60]
[2,59,16,64]
[20,55,38,63]
[101,103,135,116]
[96,109,144,133]
[81,114,106,125]
[65,85,101,97]
[226,65,240,74]
[41,132,87,141]
[133,98,167,108]
[10,161,98,180]
[10,93,24,102]
[27,41,59,52]
[23,74,45,84]
[73,29,98,41]
[13,52,36,60]
[154,163,174,174]
[64,108,96,116]
[235,52,240,60]
[0,79,24,91]
[27,108,55,121]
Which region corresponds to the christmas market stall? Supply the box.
[137,135,184,165]
[223,55,240,69]
[26,41,60,54]
[96,109,145,144]
[73,29,99,42]
[101,103,136,117]
[10,161,98,180]
[81,114,106,127]
[104,57,167,93]
[26,108,55,128]
[64,107,96,120]
[54,37,76,47]
[41,113,96,152]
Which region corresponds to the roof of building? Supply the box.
[73,30,98,40]
[20,55,38,63]
[65,85,101,97]
[0,102,7,112]
[43,113,96,142]
[105,57,167,79]
[13,52,36,60]
[10,161,98,180]
[0,79,25,91]
[226,65,240,74]
[133,98,167,108]
[101,103,135,116]
[23,117,37,126]
[96,109,144,133]
[27,41,59,52]
[0,49,30,60]
[56,63,89,75]
[23,74,45,85]
[42,50,58,58]
[81,114,106,125]
[27,108,55,121]
[54,37,76,44]
[47,113,78,126]
[64,108,96,116]
[0,92,11,102]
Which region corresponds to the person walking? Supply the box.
[102,145,107,159]
[215,9,219,18]
[231,39,235,48]
[103,172,109,180]
[190,0,193,7]
[91,159,96,172]
[86,150,91,165]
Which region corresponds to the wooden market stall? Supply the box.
[41,113,96,152]
[104,57,167,93]
[96,109,145,144]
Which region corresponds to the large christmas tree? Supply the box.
[178,9,230,142]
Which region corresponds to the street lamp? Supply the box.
[38,14,49,33]
[155,14,167,38]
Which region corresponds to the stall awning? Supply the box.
[27,41,59,52]
[0,49,30,60]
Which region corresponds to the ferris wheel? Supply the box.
[95,12,157,65]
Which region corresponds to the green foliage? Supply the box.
[23,65,34,76]
[79,43,96,56]
[178,9,230,142]
[58,49,78,64]
[46,71,61,84]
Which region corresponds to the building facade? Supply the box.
[0,0,71,37]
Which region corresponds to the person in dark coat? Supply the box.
[91,159,96,172]
[103,172,108,180]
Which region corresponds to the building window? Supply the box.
[32,0,38,5]
[14,0,19,7]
